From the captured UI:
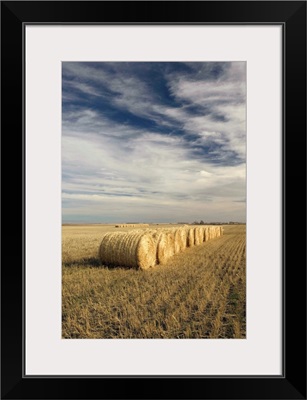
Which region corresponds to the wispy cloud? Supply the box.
[62,62,246,223]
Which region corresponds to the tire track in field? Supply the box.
[150,229,246,338]
[191,234,246,338]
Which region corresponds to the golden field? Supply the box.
[62,224,246,339]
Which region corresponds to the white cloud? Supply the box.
[62,62,246,222]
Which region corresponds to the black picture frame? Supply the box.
[1,1,306,399]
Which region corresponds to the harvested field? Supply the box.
[62,224,246,339]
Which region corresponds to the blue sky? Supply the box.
[62,62,246,223]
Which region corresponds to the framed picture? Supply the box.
[1,1,306,399]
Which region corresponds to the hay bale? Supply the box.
[187,228,195,247]
[99,231,156,270]
[118,223,149,228]
[163,229,176,256]
[173,228,187,253]
[215,226,219,238]
[152,230,175,264]
[194,227,202,245]
[204,227,209,242]
[198,226,205,242]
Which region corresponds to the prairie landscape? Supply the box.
[62,61,246,339]
[62,224,246,339]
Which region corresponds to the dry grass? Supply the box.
[62,224,245,339]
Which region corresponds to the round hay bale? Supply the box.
[198,226,205,242]
[194,227,202,245]
[204,227,208,242]
[173,229,180,254]
[187,228,195,247]
[173,228,187,253]
[151,231,174,264]
[162,229,176,257]
[99,231,156,270]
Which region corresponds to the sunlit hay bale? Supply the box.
[99,231,156,270]
[173,228,180,254]
[194,227,202,246]
[169,228,183,254]
[163,229,176,256]
[150,231,174,264]
[198,226,205,242]
[171,228,179,253]
[187,228,195,247]
[184,226,190,247]
[142,228,167,265]
[204,227,209,242]
[120,224,149,228]
[213,226,216,238]
[172,228,187,253]
[220,226,224,236]
[148,227,175,260]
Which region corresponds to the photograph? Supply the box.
[62,61,246,339]
[2,0,306,397]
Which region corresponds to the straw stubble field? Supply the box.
[62,224,246,339]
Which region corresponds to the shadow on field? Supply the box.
[62,257,101,268]
[62,257,131,270]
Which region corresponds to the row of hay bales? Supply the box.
[99,225,223,270]
[115,224,150,228]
